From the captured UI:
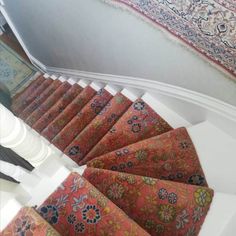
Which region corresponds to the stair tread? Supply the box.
[37,172,149,235]
[25,82,72,127]
[33,84,83,133]
[64,93,132,164]
[19,80,62,120]
[39,86,97,141]
[52,88,113,151]
[13,78,53,115]
[84,167,213,236]
[82,98,173,165]
[12,75,45,109]
[87,127,207,186]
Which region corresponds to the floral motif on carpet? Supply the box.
[88,127,207,186]
[102,0,236,77]
[1,207,60,236]
[83,168,214,236]
[37,172,149,235]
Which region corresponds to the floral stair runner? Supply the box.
[1,207,60,236]
[64,93,132,164]
[51,88,113,150]
[37,172,149,236]
[19,80,62,120]
[33,84,83,133]
[83,168,213,236]
[12,78,53,115]
[12,75,45,106]
[9,74,215,235]
[25,82,72,127]
[81,98,173,165]
[87,127,207,186]
[40,86,97,141]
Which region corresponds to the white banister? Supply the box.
[0,160,40,185]
[0,104,51,167]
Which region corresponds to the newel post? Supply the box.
[0,104,51,167]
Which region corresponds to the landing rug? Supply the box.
[0,39,36,95]
[102,0,236,79]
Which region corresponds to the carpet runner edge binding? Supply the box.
[8,74,214,235]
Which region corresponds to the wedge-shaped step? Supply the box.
[37,172,149,236]
[87,127,207,186]
[25,81,72,127]
[12,75,45,113]
[33,84,83,133]
[82,98,173,165]
[40,85,97,141]
[1,207,60,235]
[13,78,53,115]
[84,168,213,236]
[64,93,132,164]
[52,88,113,150]
[187,121,236,194]
[19,79,62,120]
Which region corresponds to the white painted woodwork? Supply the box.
[121,88,143,102]
[0,198,23,231]
[0,161,39,186]
[104,84,122,95]
[200,192,236,236]
[90,81,105,91]
[0,104,51,167]
[142,93,190,128]
[187,122,236,194]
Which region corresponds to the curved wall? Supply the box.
[2,0,236,105]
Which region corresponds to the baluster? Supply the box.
[0,104,51,167]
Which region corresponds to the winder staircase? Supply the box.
[1,73,236,236]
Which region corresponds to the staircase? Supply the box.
[1,73,236,235]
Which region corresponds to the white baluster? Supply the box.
[0,104,51,167]
[0,160,39,185]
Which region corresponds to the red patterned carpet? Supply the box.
[4,74,214,236]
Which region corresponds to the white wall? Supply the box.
[2,0,236,106]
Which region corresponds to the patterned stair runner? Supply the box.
[52,88,113,151]
[83,168,213,236]
[64,93,132,164]
[19,80,62,120]
[1,207,60,236]
[37,172,149,236]
[82,98,173,165]
[13,78,53,115]
[33,84,83,133]
[12,75,45,111]
[25,82,72,127]
[6,75,215,235]
[40,86,97,141]
[87,127,207,186]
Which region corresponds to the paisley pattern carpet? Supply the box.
[8,75,215,235]
[101,0,236,78]
[0,40,36,95]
